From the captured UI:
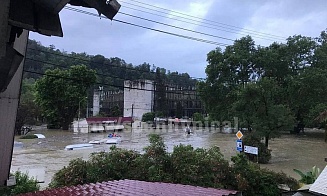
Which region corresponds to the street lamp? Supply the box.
[77,97,87,132]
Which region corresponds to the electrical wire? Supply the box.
[117,11,235,42]
[64,6,229,47]
[122,0,287,40]
[118,0,286,41]
[23,69,203,96]
[25,57,201,91]
[26,47,206,81]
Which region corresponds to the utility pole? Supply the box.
[77,97,86,132]
[86,98,89,118]
[77,99,81,132]
[131,103,134,128]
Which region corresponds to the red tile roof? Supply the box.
[19,179,239,196]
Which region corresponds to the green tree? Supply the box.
[198,36,257,122]
[192,112,204,122]
[286,67,327,128]
[154,67,167,116]
[110,105,122,117]
[35,65,97,130]
[15,78,41,134]
[142,112,155,122]
[235,78,295,147]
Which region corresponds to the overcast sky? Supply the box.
[29,0,327,78]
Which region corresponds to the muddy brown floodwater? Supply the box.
[11,127,327,189]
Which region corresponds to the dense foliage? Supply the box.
[25,40,197,91]
[142,112,155,122]
[0,171,40,196]
[15,78,42,134]
[35,65,97,130]
[293,166,321,184]
[20,40,199,125]
[50,134,299,195]
[198,29,327,148]
[242,134,271,163]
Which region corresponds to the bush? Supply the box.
[231,154,299,196]
[49,158,88,188]
[142,112,155,122]
[242,134,271,163]
[49,146,141,187]
[171,145,232,188]
[49,134,299,196]
[20,134,37,139]
[0,171,40,196]
[293,166,321,184]
[87,146,140,182]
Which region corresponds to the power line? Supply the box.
[119,0,286,41]
[26,47,206,81]
[23,69,203,96]
[122,0,286,40]
[118,5,246,41]
[25,57,200,89]
[64,6,229,47]
[118,11,235,42]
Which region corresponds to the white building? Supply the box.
[123,80,154,120]
[93,87,103,116]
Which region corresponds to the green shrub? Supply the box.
[231,154,299,196]
[142,112,155,122]
[49,158,87,188]
[242,134,271,163]
[20,134,37,139]
[49,134,299,196]
[140,134,172,182]
[87,146,140,182]
[171,145,232,188]
[293,166,321,184]
[49,146,141,187]
[0,171,40,196]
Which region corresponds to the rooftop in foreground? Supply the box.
[18,179,240,196]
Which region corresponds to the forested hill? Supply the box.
[24,39,197,91]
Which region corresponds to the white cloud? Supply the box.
[239,0,327,46]
[29,0,327,79]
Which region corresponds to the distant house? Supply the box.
[72,117,132,133]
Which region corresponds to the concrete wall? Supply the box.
[123,80,154,121]
[93,90,100,116]
[0,29,29,185]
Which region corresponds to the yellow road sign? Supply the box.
[236,131,243,140]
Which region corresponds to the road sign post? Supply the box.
[236,139,243,152]
[236,131,243,140]
[244,145,259,163]
[235,131,243,152]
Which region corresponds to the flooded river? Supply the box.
[11,127,327,189]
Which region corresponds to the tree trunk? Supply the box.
[265,136,269,148]
[62,122,69,130]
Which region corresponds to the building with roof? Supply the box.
[282,165,327,196]
[309,165,327,195]
[94,79,204,120]
[18,179,241,196]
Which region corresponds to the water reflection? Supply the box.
[11,128,327,189]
